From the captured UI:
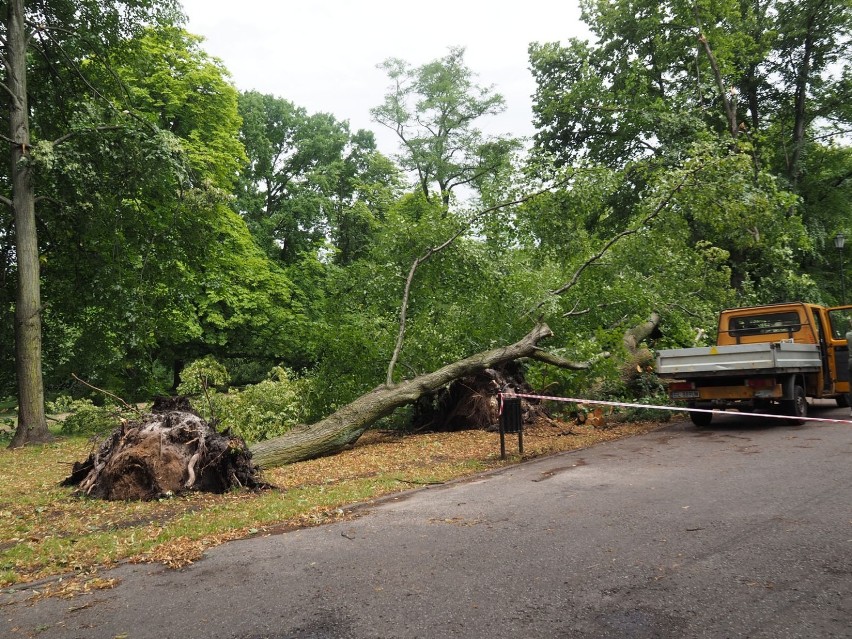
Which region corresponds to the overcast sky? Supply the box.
[178,0,590,156]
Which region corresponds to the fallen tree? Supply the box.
[249,323,598,468]
[249,170,705,469]
[623,311,662,357]
[68,169,698,481]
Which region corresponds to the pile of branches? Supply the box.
[63,397,269,501]
[412,364,549,432]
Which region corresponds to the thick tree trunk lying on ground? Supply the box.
[63,398,267,500]
[250,323,568,468]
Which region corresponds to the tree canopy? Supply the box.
[372,47,521,208]
[236,91,401,265]
[529,0,851,304]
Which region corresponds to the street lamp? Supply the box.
[836,232,846,304]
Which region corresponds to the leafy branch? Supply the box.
[71,374,141,415]
[528,160,710,317]
[385,178,571,386]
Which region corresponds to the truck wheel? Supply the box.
[837,393,850,408]
[689,410,713,427]
[784,385,807,422]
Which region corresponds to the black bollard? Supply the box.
[499,396,524,459]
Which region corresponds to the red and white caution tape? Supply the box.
[499,392,852,425]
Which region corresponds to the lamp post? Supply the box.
[836,232,846,304]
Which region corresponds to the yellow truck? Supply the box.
[656,302,852,426]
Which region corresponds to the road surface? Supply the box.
[3,405,852,638]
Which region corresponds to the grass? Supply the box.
[0,416,664,594]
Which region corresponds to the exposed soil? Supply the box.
[62,398,268,501]
[412,363,550,432]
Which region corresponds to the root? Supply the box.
[62,406,269,501]
[413,363,549,432]
[185,452,201,488]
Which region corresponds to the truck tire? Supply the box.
[784,385,807,422]
[837,393,850,408]
[689,409,713,427]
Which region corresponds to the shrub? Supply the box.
[176,356,230,396]
[212,368,308,443]
[591,359,670,423]
[48,396,127,436]
[177,362,309,444]
[0,416,14,442]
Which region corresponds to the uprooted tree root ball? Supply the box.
[412,365,551,432]
[62,398,270,501]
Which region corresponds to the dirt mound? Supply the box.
[62,404,269,501]
[413,364,549,432]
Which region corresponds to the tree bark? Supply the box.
[788,7,819,187]
[250,324,555,468]
[623,312,661,356]
[7,0,50,447]
[697,33,739,139]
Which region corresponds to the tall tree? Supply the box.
[772,0,852,185]
[531,0,851,175]
[111,26,246,190]
[5,0,44,446]
[236,91,400,264]
[372,46,521,207]
[1,0,182,446]
[32,26,310,397]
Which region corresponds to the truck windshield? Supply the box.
[827,309,852,339]
[728,311,801,337]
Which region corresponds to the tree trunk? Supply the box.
[250,324,554,468]
[7,0,50,447]
[697,33,739,139]
[788,12,816,187]
[623,312,661,356]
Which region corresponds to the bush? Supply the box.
[177,359,309,444]
[48,396,127,436]
[176,356,230,396]
[211,368,308,443]
[592,357,671,423]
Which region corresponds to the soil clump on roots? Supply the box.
[62,397,269,501]
[413,364,550,432]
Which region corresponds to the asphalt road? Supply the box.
[3,405,852,639]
